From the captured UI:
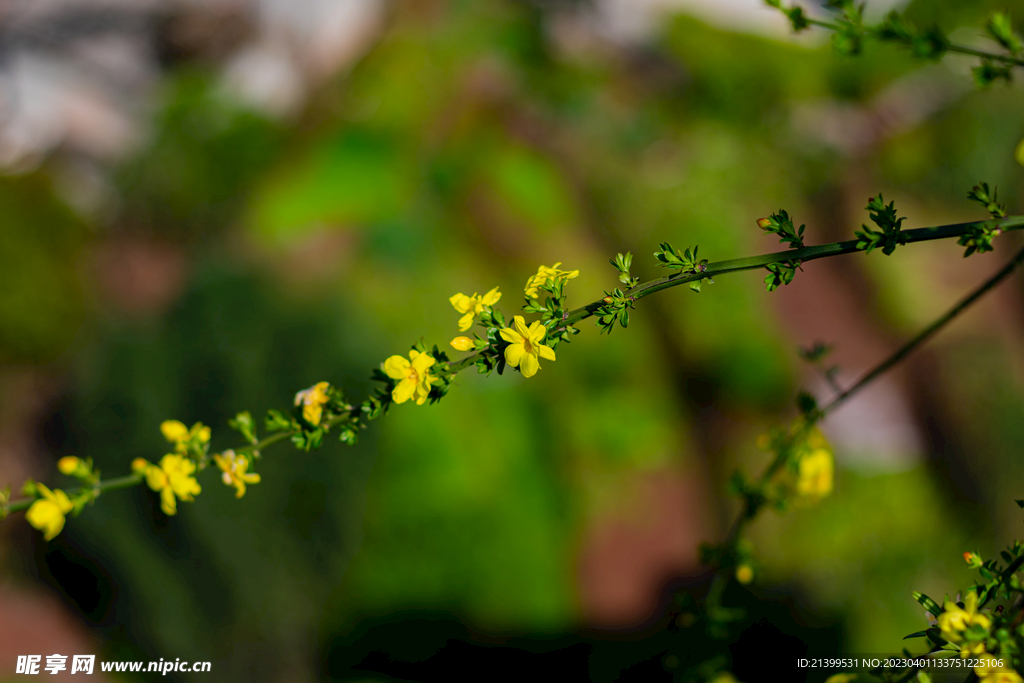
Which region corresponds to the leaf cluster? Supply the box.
[609,251,640,289]
[876,11,948,60]
[959,183,1007,257]
[594,288,635,334]
[987,12,1023,56]
[757,210,805,249]
[764,0,808,32]
[523,269,579,351]
[825,0,866,56]
[855,194,907,255]
[763,260,801,292]
[266,383,361,451]
[654,242,713,292]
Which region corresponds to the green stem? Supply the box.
[703,240,1024,611]
[6,473,143,515]
[564,216,1024,329]
[805,18,1024,68]
[820,242,1024,416]
[4,215,1022,523]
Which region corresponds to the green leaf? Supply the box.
[265,409,294,432]
[912,591,943,617]
[986,12,1023,55]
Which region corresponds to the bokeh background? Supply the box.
[1,0,1023,680]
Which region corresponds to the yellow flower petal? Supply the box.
[383,355,411,380]
[192,424,211,444]
[519,352,539,378]
[410,350,436,373]
[458,312,475,331]
[449,293,473,313]
[303,403,323,425]
[481,286,501,306]
[393,378,416,404]
[160,487,177,515]
[57,456,80,475]
[26,498,66,540]
[512,315,529,338]
[527,321,546,343]
[796,448,833,498]
[538,344,556,361]
[499,328,522,344]
[161,420,189,443]
[145,466,168,492]
[505,343,525,368]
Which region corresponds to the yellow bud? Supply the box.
[131,458,149,474]
[160,420,189,443]
[57,456,80,475]
[450,336,474,352]
[735,564,754,585]
[756,217,772,229]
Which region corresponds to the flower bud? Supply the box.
[963,551,982,568]
[735,564,754,584]
[57,456,80,475]
[131,458,149,474]
[450,336,474,352]
[602,296,613,304]
[756,217,772,229]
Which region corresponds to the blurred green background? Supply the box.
[1,0,1023,681]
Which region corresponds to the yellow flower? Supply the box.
[161,420,211,453]
[770,425,833,504]
[140,454,202,516]
[57,456,80,475]
[938,591,991,643]
[450,336,474,352]
[499,315,555,378]
[709,674,740,683]
[213,449,261,499]
[796,447,833,499]
[161,420,189,444]
[824,675,858,683]
[524,262,578,299]
[976,655,1021,683]
[449,287,501,331]
[25,483,74,541]
[962,642,988,659]
[735,564,754,584]
[294,381,331,426]
[383,350,437,405]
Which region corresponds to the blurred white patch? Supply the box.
[818,375,923,472]
[591,0,909,43]
[256,0,383,77]
[791,64,970,156]
[222,41,306,118]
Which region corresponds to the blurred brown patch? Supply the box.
[0,369,63,503]
[577,466,709,629]
[89,237,187,316]
[0,588,109,681]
